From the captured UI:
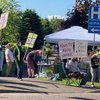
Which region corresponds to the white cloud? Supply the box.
[47,15,65,20]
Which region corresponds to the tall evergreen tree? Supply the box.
[19,9,43,49]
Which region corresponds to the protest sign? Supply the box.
[58,40,74,59]
[25,32,38,48]
[0,12,9,30]
[74,40,88,57]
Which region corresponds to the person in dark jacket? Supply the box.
[13,41,24,80]
[90,51,100,87]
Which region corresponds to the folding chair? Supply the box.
[66,72,82,86]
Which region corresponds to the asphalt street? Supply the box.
[0,77,100,100]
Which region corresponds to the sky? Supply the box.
[17,0,75,19]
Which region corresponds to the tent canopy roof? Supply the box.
[44,26,100,45]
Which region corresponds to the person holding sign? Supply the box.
[13,41,24,80]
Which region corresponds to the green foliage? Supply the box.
[2,11,22,44]
[36,78,100,88]
[41,18,53,37]
[0,0,22,44]
[0,0,65,48]
[62,0,97,29]
[19,9,43,49]
[50,19,63,31]
[44,43,52,54]
[0,0,20,12]
[44,67,53,75]
[45,43,51,49]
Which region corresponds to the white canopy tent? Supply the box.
[44,26,100,46]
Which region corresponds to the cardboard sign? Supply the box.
[0,12,9,30]
[58,40,74,59]
[25,32,38,48]
[74,40,88,57]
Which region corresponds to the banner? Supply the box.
[74,40,88,57]
[25,32,38,48]
[0,12,9,30]
[58,40,74,59]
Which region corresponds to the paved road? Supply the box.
[0,77,100,100]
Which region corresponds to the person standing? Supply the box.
[14,41,24,80]
[5,43,14,77]
[90,50,100,87]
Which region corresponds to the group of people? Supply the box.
[0,41,42,80]
[63,49,100,88]
[0,41,100,87]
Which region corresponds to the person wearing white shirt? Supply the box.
[5,43,14,76]
[66,58,88,88]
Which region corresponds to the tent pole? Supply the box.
[93,33,95,51]
[57,43,59,57]
[42,41,46,60]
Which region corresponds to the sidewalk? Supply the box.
[0,77,100,100]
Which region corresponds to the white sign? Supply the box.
[58,40,74,59]
[25,32,38,48]
[0,12,9,30]
[74,40,88,58]
[91,7,100,19]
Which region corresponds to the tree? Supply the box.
[62,0,98,29]
[2,11,22,44]
[19,9,43,49]
[0,0,20,12]
[41,18,53,37]
[0,0,22,44]
[50,18,63,31]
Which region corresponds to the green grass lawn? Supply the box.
[2,63,100,88]
[36,77,100,88]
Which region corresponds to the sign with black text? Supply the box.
[58,40,74,59]
[25,32,38,48]
[74,40,88,57]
